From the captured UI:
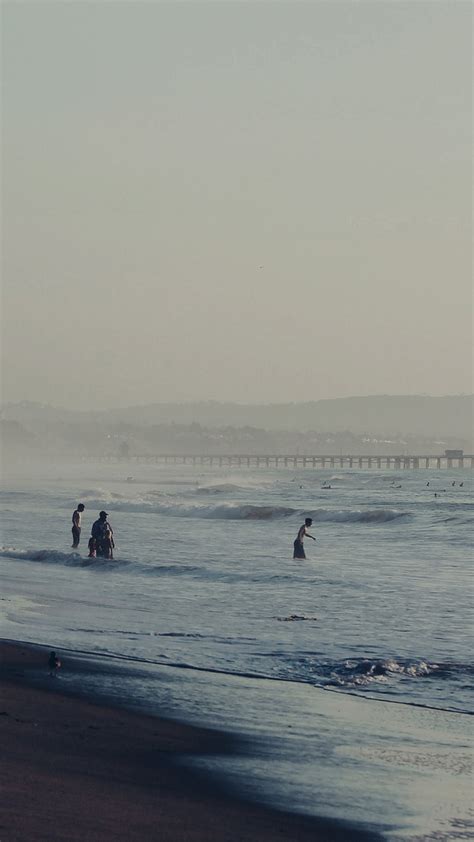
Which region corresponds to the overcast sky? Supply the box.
[2,0,472,409]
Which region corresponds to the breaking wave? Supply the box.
[308,508,410,524]
[80,498,297,520]
[324,657,440,688]
[0,548,129,570]
[195,483,249,495]
[1,548,89,565]
[265,654,474,710]
[76,492,411,523]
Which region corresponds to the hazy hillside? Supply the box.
[96,395,472,440]
[1,396,472,457]
[2,395,472,442]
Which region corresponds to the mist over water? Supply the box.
[2,1,472,408]
[2,1,472,838]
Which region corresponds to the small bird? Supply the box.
[48,651,61,677]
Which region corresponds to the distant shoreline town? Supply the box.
[1,395,472,459]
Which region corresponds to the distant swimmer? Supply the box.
[426,482,430,487]
[293,518,316,559]
[452,481,456,487]
[91,511,115,559]
[71,503,85,548]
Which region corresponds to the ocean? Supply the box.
[1,460,472,840]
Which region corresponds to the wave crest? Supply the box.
[325,657,439,688]
[81,499,297,520]
[0,547,128,569]
[308,508,410,524]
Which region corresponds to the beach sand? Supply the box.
[0,640,381,842]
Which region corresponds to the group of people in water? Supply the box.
[71,505,114,559]
[72,503,314,562]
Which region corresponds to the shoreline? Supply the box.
[1,639,382,842]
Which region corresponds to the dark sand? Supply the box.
[0,641,381,841]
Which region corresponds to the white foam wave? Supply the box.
[71,493,411,523]
[0,547,85,565]
[326,658,439,689]
[0,547,130,570]
[80,488,128,501]
[308,508,410,524]
[83,499,296,520]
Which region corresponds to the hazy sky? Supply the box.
[2,0,472,409]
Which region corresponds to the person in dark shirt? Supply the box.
[91,511,115,559]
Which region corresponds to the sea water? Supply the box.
[1,461,473,840]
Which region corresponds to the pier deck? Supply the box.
[86,454,473,469]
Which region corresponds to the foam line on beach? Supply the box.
[0,638,383,842]
[3,637,471,717]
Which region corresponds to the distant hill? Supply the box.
[1,395,472,448]
[95,395,472,441]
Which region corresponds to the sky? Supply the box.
[1,0,472,410]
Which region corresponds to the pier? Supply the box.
[91,454,473,469]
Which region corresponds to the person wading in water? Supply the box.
[71,503,85,548]
[90,511,115,559]
[293,517,316,559]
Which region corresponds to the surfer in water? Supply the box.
[293,518,316,559]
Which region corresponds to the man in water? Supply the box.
[91,511,115,559]
[71,503,85,548]
[293,517,316,559]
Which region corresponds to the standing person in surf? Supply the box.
[71,503,85,548]
[91,511,115,559]
[293,517,316,559]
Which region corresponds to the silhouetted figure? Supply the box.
[293,518,316,559]
[71,504,85,548]
[48,651,61,677]
[91,511,115,559]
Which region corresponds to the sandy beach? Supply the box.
[0,640,381,842]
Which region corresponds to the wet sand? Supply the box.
[0,640,381,842]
